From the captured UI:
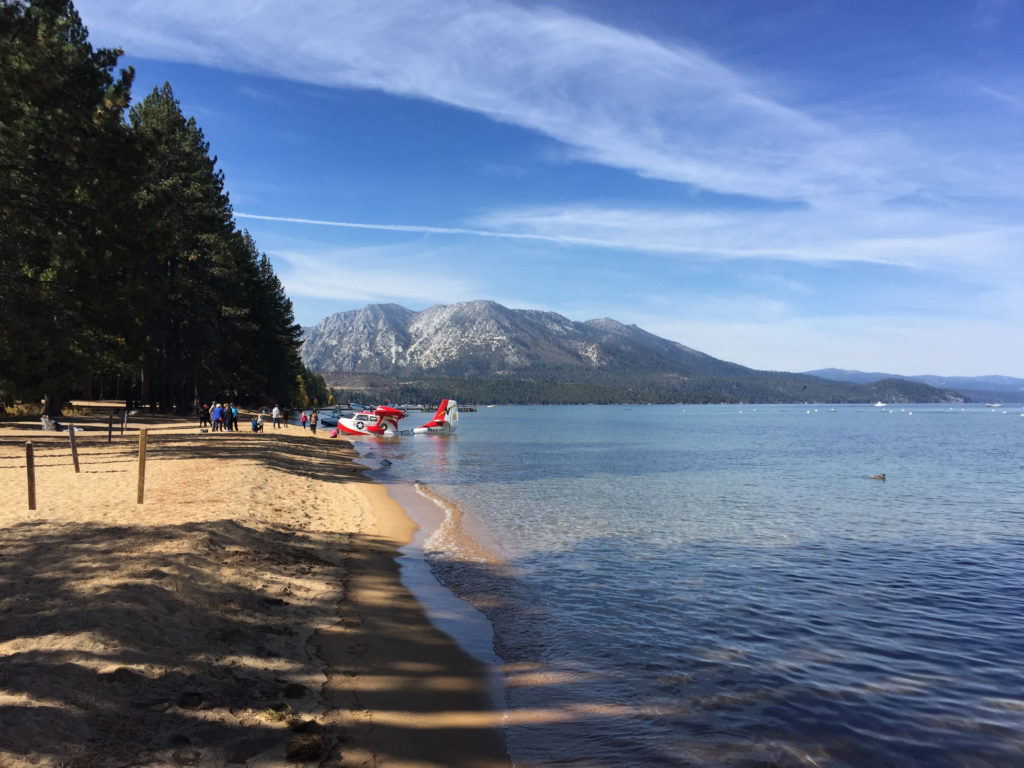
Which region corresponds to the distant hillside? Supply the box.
[301,301,965,405]
[807,368,1024,403]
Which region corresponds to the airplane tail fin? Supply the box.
[415,399,458,433]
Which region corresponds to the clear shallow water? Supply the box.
[361,404,1024,767]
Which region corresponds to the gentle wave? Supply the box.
[418,482,503,565]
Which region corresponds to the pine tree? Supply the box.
[128,83,237,412]
[2,2,304,413]
[0,0,134,414]
[239,235,304,403]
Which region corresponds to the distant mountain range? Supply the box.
[300,301,969,404]
[806,369,1024,403]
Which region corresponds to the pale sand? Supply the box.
[0,406,509,767]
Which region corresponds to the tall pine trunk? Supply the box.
[42,393,65,417]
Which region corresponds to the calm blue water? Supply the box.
[361,404,1024,767]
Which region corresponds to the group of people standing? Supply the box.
[199,402,271,432]
[199,402,241,431]
[198,402,326,434]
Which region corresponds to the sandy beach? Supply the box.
[0,405,509,767]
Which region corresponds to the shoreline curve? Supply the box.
[0,406,510,768]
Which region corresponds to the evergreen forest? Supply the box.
[330,372,963,407]
[1,0,323,415]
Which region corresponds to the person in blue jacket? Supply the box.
[211,403,224,431]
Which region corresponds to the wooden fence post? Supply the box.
[26,441,36,511]
[108,412,113,443]
[137,427,148,504]
[68,425,80,473]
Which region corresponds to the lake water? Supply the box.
[356,404,1024,767]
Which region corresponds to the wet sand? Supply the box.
[0,405,509,767]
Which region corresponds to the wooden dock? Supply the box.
[399,403,477,412]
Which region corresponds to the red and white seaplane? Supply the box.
[331,399,459,437]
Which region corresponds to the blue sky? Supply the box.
[75,0,1024,376]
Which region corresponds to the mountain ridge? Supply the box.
[807,368,1024,402]
[302,300,752,378]
[806,368,1024,390]
[300,301,966,404]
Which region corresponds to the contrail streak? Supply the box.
[235,212,562,243]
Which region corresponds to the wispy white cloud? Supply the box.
[976,82,1024,111]
[77,0,1024,271]
[270,244,481,304]
[972,0,1015,29]
[78,0,941,206]
[239,204,1024,279]
[472,204,1024,277]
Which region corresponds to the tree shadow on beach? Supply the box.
[0,428,372,482]
[0,513,522,767]
[0,518,350,766]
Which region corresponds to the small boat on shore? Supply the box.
[874,401,886,407]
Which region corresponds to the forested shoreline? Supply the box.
[327,372,966,407]
[1,0,323,415]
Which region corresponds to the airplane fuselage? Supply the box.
[335,406,405,436]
